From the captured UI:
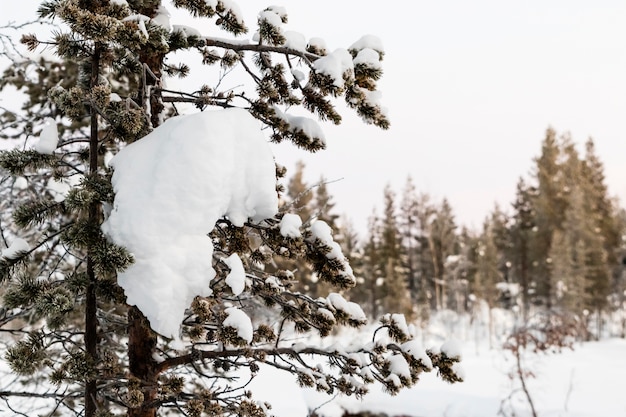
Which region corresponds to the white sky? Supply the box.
[263,0,626,232]
[3,0,626,233]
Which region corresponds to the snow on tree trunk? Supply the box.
[102,108,278,338]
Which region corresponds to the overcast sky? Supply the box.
[4,1,626,234]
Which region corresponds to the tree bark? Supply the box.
[127,4,164,415]
[85,42,101,417]
[128,306,158,417]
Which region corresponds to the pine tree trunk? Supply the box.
[127,5,163,415]
[85,43,101,417]
[520,237,529,321]
[128,306,158,417]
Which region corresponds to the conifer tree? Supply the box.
[580,138,620,317]
[0,2,461,416]
[509,178,534,318]
[377,185,412,317]
[474,219,501,309]
[531,128,568,308]
[358,210,384,318]
[399,176,421,304]
[429,199,457,310]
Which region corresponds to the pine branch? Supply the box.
[203,38,318,64]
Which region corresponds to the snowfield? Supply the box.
[245,321,626,417]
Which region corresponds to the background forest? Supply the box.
[284,128,626,340]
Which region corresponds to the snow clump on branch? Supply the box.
[1,238,30,260]
[34,118,59,155]
[102,108,278,339]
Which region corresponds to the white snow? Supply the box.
[349,34,385,54]
[291,69,305,82]
[353,48,382,69]
[441,339,462,359]
[387,354,411,380]
[265,5,287,18]
[223,307,253,343]
[400,340,432,369]
[326,293,366,323]
[123,15,150,40]
[309,221,343,259]
[46,175,82,203]
[313,49,354,88]
[172,25,202,38]
[223,253,246,296]
[103,151,114,168]
[279,213,302,238]
[34,118,58,154]
[273,107,326,147]
[317,307,335,322]
[13,176,27,190]
[388,313,410,338]
[496,281,520,296]
[109,93,122,103]
[258,10,284,28]
[308,37,327,53]
[110,0,128,5]
[152,5,171,33]
[1,238,30,260]
[221,0,244,24]
[310,221,334,247]
[284,30,306,51]
[242,334,626,417]
[102,108,278,338]
[385,373,401,388]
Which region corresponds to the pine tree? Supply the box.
[580,138,619,317]
[0,2,461,416]
[429,199,457,310]
[399,176,421,304]
[474,219,502,309]
[509,178,534,318]
[531,128,568,308]
[359,210,384,318]
[377,185,412,318]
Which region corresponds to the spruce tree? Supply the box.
[0,2,461,416]
[377,185,412,318]
[509,178,534,318]
[429,199,457,310]
[531,128,567,308]
[399,176,421,304]
[580,138,620,317]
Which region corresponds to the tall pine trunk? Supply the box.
[127,4,163,413]
[85,43,101,417]
[128,306,158,417]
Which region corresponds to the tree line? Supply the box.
[288,129,625,338]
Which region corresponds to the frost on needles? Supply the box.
[101,108,278,338]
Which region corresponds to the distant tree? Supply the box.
[429,199,457,310]
[312,175,340,231]
[382,186,413,317]
[509,178,535,319]
[358,210,384,318]
[0,2,461,416]
[359,187,412,319]
[580,138,620,319]
[285,160,314,221]
[399,176,422,304]
[531,128,568,308]
[474,219,501,310]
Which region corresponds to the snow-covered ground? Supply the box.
[247,317,626,417]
